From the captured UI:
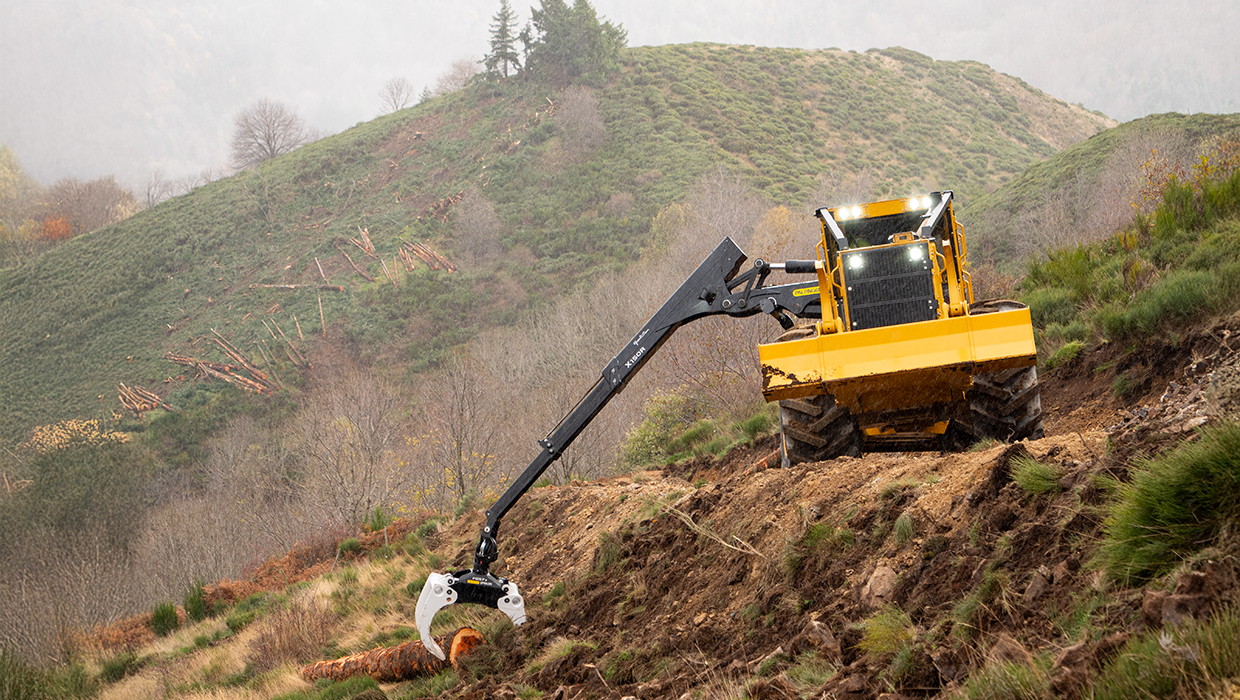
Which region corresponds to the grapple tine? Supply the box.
[414,572,457,660]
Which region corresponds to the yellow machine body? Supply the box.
[758,191,1038,447]
[760,307,1037,411]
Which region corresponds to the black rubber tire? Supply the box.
[778,393,863,467]
[966,365,1045,442]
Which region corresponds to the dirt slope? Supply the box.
[434,428,1107,699]
[427,321,1240,699]
[82,321,1240,699]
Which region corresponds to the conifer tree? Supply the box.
[524,0,626,87]
[485,0,521,79]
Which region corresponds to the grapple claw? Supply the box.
[414,572,457,660]
[414,571,528,661]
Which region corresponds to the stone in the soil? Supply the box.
[860,565,897,610]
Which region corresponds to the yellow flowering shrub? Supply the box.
[20,419,130,453]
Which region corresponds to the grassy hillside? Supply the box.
[962,112,1240,267]
[0,43,1111,445]
[1022,161,1240,372]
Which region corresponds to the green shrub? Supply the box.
[1111,372,1139,399]
[1025,246,1097,304]
[99,652,146,683]
[619,390,697,469]
[1093,605,1240,700]
[734,404,777,442]
[1043,320,1089,343]
[150,601,180,637]
[183,579,209,622]
[1044,340,1085,372]
[784,521,852,579]
[1098,423,1240,584]
[893,512,915,545]
[1,648,49,700]
[405,575,428,598]
[594,531,625,573]
[858,605,914,656]
[960,657,1051,700]
[337,538,361,554]
[668,419,715,452]
[1023,286,1078,328]
[366,506,392,533]
[226,609,257,634]
[1011,455,1061,495]
[413,518,440,540]
[225,591,276,633]
[1098,269,1213,339]
[453,489,479,519]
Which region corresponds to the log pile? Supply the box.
[165,330,281,393]
[420,190,465,222]
[399,240,457,272]
[350,226,377,257]
[300,627,485,683]
[117,382,179,416]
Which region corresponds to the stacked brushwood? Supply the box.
[301,627,485,683]
[117,382,180,416]
[165,329,279,394]
[399,239,457,272]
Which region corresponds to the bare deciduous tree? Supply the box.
[556,86,606,158]
[416,350,503,508]
[230,98,311,170]
[43,176,138,235]
[809,169,877,210]
[452,187,503,266]
[144,170,175,208]
[432,58,480,97]
[379,77,416,115]
[292,367,413,527]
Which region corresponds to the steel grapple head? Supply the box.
[414,570,527,660]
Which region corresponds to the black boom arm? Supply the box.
[465,237,820,580]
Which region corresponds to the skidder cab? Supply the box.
[761,191,1042,463]
[415,191,1042,657]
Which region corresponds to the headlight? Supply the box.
[851,206,862,219]
[921,196,932,209]
[847,254,864,270]
[908,246,924,262]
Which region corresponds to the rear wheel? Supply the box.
[779,393,863,467]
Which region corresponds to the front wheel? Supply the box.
[778,393,863,467]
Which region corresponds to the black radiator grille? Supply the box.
[842,242,938,330]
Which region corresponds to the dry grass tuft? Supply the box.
[246,595,337,673]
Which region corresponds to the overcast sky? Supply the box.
[2,0,1237,190]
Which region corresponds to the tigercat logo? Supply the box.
[792,286,819,297]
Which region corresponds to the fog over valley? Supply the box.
[1,0,1237,188]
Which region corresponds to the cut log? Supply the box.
[252,284,344,292]
[301,627,485,683]
[339,248,376,282]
